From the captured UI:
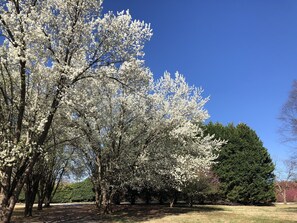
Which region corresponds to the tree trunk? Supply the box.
[24,201,33,217]
[168,190,178,208]
[169,199,174,208]
[95,188,101,209]
[100,183,114,214]
[44,197,51,208]
[44,183,54,208]
[37,193,43,211]
[101,184,110,214]
[188,196,193,207]
[0,166,29,223]
[283,188,287,204]
[127,187,137,205]
[24,177,32,217]
[37,177,46,211]
[24,174,40,217]
[1,194,18,223]
[145,190,151,205]
[158,191,165,205]
[24,195,30,217]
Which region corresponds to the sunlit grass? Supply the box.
[139,204,297,223]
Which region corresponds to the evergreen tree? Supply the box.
[205,122,275,204]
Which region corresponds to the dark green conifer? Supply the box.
[205,122,275,204]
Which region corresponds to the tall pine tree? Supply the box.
[206,123,275,204]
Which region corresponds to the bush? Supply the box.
[52,178,94,203]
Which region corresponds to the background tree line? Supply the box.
[17,122,276,209]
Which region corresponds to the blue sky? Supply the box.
[104,0,297,170]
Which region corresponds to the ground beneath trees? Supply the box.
[11,203,297,223]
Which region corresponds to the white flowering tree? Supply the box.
[68,59,151,213]
[132,72,224,207]
[71,70,224,211]
[0,0,224,220]
[0,0,151,222]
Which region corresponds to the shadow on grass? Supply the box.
[12,204,225,223]
[106,205,224,223]
[282,207,297,213]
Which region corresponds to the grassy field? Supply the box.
[12,203,297,223]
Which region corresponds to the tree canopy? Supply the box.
[205,122,275,204]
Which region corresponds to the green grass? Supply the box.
[12,203,297,223]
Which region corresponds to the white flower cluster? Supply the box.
[68,63,225,191]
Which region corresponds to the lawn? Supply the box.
[11,203,297,223]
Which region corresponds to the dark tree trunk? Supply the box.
[43,180,55,208]
[44,198,51,208]
[1,196,17,223]
[37,177,47,211]
[158,191,165,205]
[24,174,40,217]
[37,193,44,211]
[127,187,137,205]
[168,190,178,208]
[112,191,121,205]
[144,189,151,205]
[1,180,24,223]
[188,196,193,207]
[0,159,35,223]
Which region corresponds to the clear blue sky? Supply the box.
[104,0,297,170]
